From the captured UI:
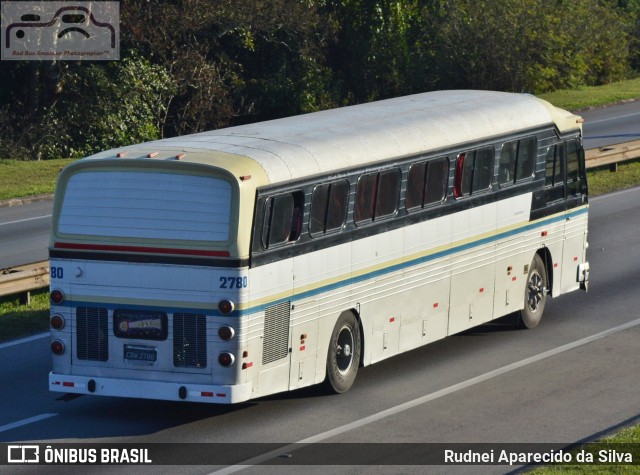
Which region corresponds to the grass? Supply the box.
[529,424,640,473]
[538,77,640,111]
[0,289,50,343]
[587,158,640,196]
[0,158,76,201]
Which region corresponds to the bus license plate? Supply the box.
[124,345,157,365]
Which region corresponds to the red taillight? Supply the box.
[218,325,235,341]
[50,289,65,305]
[218,352,235,367]
[218,299,234,315]
[50,314,65,330]
[51,340,65,355]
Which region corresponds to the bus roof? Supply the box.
[92,90,582,185]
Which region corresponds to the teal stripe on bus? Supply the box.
[63,207,587,318]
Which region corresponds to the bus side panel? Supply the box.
[249,258,293,399]
[448,202,497,335]
[399,214,452,353]
[351,227,405,365]
[493,192,540,318]
[291,242,352,389]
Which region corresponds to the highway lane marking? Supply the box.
[210,316,640,474]
[0,215,51,227]
[0,332,48,351]
[584,111,640,125]
[0,413,58,434]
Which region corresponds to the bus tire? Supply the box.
[325,311,361,394]
[517,254,548,329]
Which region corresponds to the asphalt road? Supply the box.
[580,100,640,149]
[0,199,51,268]
[1,185,640,475]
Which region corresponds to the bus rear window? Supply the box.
[58,170,233,242]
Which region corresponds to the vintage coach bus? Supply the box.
[48,90,589,403]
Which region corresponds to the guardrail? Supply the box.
[1,141,639,304]
[585,139,640,171]
[0,261,49,304]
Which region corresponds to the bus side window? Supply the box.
[262,191,304,249]
[515,137,536,181]
[310,180,349,236]
[406,157,449,211]
[455,147,492,198]
[545,143,565,188]
[473,147,494,192]
[355,169,400,224]
[566,139,585,196]
[498,142,517,185]
[424,157,449,205]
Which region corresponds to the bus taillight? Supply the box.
[218,325,235,341]
[218,352,235,367]
[218,299,234,315]
[50,314,65,330]
[51,340,65,355]
[50,289,65,305]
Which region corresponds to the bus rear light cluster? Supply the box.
[50,289,65,305]
[218,325,235,341]
[218,352,235,367]
[50,314,65,330]
[218,299,234,315]
[51,340,65,355]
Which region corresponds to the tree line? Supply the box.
[1,0,638,161]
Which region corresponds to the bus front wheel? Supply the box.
[325,311,361,394]
[517,254,548,329]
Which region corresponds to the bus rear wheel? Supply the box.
[517,254,548,329]
[325,311,361,394]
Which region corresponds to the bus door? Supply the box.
[533,138,588,295]
[560,138,588,293]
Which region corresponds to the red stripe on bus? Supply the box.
[54,242,230,257]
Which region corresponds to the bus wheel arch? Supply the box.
[517,252,549,329]
[324,310,362,394]
[537,247,554,297]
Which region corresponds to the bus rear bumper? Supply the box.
[49,372,253,404]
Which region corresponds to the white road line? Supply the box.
[0,413,57,434]
[0,332,48,351]
[584,111,640,125]
[209,317,640,474]
[0,215,51,227]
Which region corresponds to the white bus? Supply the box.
[48,90,589,403]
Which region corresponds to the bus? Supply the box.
[48,90,589,403]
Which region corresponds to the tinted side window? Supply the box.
[498,142,517,185]
[424,158,449,205]
[473,147,494,192]
[355,169,400,225]
[354,173,377,223]
[545,144,564,187]
[500,137,536,185]
[454,147,493,198]
[515,137,536,181]
[375,169,401,218]
[261,191,304,249]
[406,162,427,210]
[309,180,349,236]
[566,139,583,196]
[454,152,472,198]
